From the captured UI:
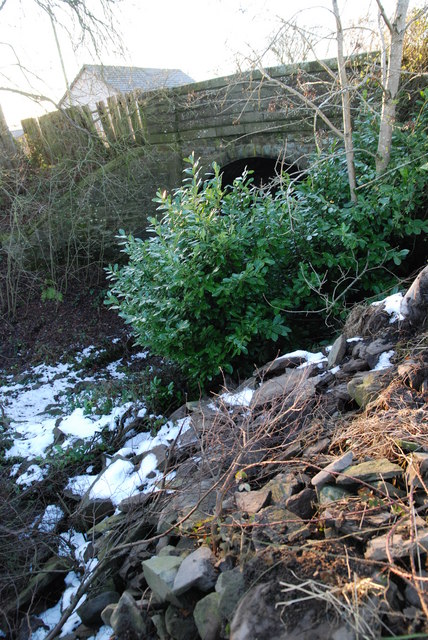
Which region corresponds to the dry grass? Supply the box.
[331,407,427,461]
[276,572,387,640]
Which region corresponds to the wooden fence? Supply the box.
[19,89,164,167]
[0,105,18,169]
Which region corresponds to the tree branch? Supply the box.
[375,0,394,33]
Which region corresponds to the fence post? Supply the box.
[0,105,18,169]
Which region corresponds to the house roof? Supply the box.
[85,65,194,92]
[60,64,194,106]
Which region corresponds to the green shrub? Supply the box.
[106,157,293,384]
[107,95,427,386]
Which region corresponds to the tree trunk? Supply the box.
[332,0,357,203]
[376,0,410,175]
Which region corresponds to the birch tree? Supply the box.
[375,0,410,175]
[252,0,415,195]
[332,0,357,202]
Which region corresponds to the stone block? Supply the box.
[142,555,183,606]
[173,546,217,596]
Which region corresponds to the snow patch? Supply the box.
[37,504,64,532]
[220,388,254,407]
[372,292,405,323]
[373,350,395,371]
[16,464,47,486]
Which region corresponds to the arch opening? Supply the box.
[219,156,300,191]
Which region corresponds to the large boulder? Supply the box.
[142,554,183,606]
[173,546,218,595]
[110,591,149,639]
[77,591,119,627]
[401,265,428,326]
[193,592,222,640]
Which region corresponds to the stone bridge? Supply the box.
[136,57,343,194]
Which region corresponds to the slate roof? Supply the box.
[85,65,194,92]
[60,65,194,106]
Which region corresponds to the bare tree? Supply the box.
[375,0,410,175]
[332,0,357,202]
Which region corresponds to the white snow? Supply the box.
[65,474,98,498]
[88,626,113,640]
[106,359,126,379]
[31,571,85,640]
[16,464,47,486]
[131,350,149,360]
[37,504,64,532]
[88,457,145,505]
[117,416,191,458]
[372,292,405,323]
[373,350,395,371]
[347,336,362,343]
[58,408,103,438]
[276,349,327,369]
[220,387,254,407]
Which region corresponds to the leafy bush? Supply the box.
[107,95,427,386]
[107,158,293,384]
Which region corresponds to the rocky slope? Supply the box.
[1,267,427,640]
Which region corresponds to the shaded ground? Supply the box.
[0,280,128,373]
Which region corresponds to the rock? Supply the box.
[110,591,148,639]
[117,491,153,513]
[11,556,71,613]
[215,568,245,621]
[342,358,369,374]
[328,335,347,369]
[235,488,271,514]
[404,571,428,608]
[87,513,123,537]
[401,265,428,325]
[347,371,391,408]
[142,554,183,606]
[311,451,354,489]
[251,368,318,407]
[156,536,172,554]
[77,495,115,530]
[364,339,396,369]
[369,480,406,499]
[135,444,168,470]
[229,583,273,639]
[77,591,119,628]
[151,613,169,640]
[193,592,222,640]
[252,506,307,550]
[100,603,116,626]
[318,485,352,505]
[173,546,218,595]
[265,472,301,504]
[365,516,428,560]
[285,487,316,519]
[165,602,199,640]
[336,458,403,486]
[255,355,306,379]
[168,403,188,423]
[159,544,180,557]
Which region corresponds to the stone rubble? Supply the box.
[3,267,428,640]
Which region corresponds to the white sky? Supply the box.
[0,0,420,129]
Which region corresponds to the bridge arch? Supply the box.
[202,143,302,190]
